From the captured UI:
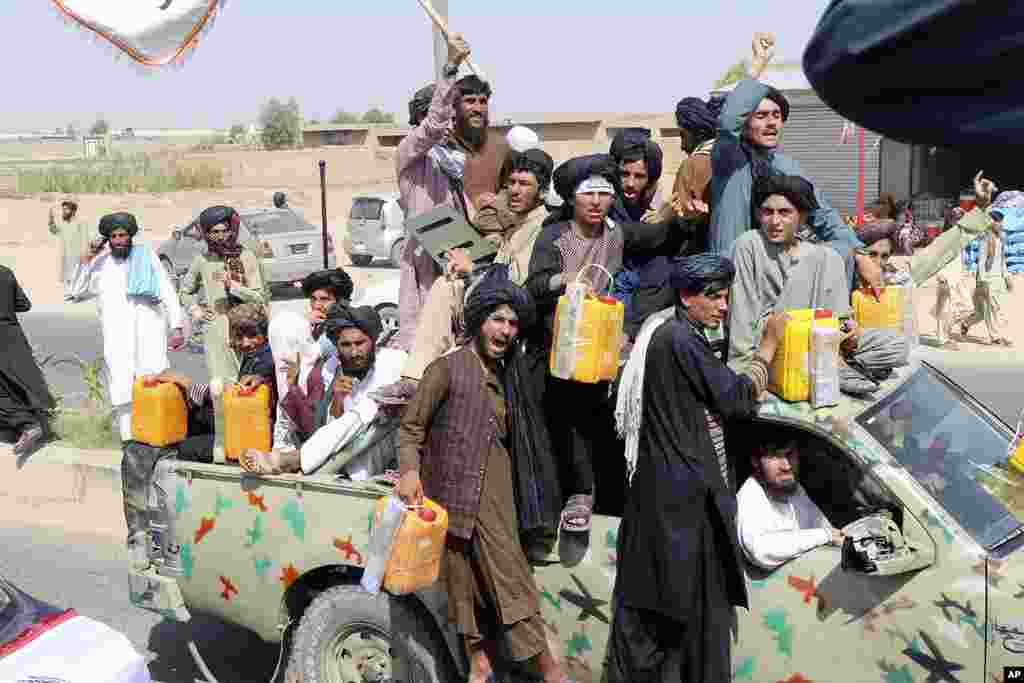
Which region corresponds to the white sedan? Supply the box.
[0,575,150,683]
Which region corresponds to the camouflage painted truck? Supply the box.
[128,356,1024,682]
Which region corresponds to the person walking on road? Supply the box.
[48,196,91,300]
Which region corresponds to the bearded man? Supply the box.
[49,196,92,300]
[70,213,185,441]
[397,273,573,683]
[395,32,510,352]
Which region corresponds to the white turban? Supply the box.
[506,125,540,153]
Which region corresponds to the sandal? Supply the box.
[561,494,593,533]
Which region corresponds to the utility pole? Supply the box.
[431,0,449,81]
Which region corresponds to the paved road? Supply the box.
[0,520,282,683]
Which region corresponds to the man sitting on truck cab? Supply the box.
[241,303,404,478]
[148,302,277,463]
[735,435,844,570]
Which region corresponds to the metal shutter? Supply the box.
[776,99,882,218]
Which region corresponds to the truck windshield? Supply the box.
[857,365,1023,550]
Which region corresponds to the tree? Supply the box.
[714,59,749,89]
[67,123,77,139]
[228,123,246,142]
[90,118,110,136]
[307,118,321,125]
[330,110,359,124]
[361,108,395,124]
[259,97,302,150]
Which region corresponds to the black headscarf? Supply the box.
[408,83,435,126]
[752,173,820,214]
[675,97,718,142]
[464,265,535,338]
[455,74,492,98]
[301,268,354,302]
[198,205,244,259]
[321,303,383,344]
[552,154,621,207]
[508,148,554,196]
[98,212,139,238]
[610,128,663,185]
[669,254,736,295]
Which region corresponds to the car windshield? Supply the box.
[242,212,310,236]
[351,199,384,220]
[857,364,1023,550]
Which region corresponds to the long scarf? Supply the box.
[125,241,162,302]
[614,313,669,484]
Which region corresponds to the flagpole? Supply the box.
[856,126,866,223]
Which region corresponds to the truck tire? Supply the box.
[285,584,456,683]
[349,254,374,267]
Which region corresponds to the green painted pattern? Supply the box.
[181,543,194,580]
[566,631,592,659]
[281,499,306,541]
[175,482,190,516]
[540,588,562,611]
[762,609,794,657]
[254,556,272,579]
[734,656,755,680]
[920,508,954,544]
[245,515,264,547]
[215,491,234,516]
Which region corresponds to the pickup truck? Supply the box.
[128,356,1024,682]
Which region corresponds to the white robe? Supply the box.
[70,247,184,409]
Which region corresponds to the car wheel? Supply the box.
[284,584,456,683]
[389,239,405,268]
[160,257,177,290]
[349,254,374,267]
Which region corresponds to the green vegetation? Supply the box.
[714,59,749,88]
[330,110,359,124]
[260,97,302,150]
[34,350,119,451]
[361,108,395,124]
[15,151,224,194]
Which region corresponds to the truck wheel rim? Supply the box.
[322,623,392,683]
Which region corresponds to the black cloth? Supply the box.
[198,205,237,230]
[614,308,757,630]
[751,173,820,214]
[98,212,139,238]
[504,341,562,533]
[301,268,354,301]
[508,149,554,195]
[668,253,736,295]
[408,84,435,126]
[464,264,536,337]
[455,74,492,98]
[551,154,622,209]
[610,129,664,185]
[322,304,382,345]
[0,266,54,433]
[674,97,718,142]
[803,0,1024,148]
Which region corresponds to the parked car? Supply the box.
[157,208,337,288]
[0,574,150,682]
[126,353,1024,682]
[343,193,404,267]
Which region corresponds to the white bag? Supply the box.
[810,326,841,409]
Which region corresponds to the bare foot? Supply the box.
[239,449,285,475]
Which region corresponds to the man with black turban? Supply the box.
[396,31,511,354]
[243,303,405,478]
[609,253,789,683]
[70,212,185,442]
[728,173,855,368]
[609,128,664,224]
[670,96,722,253]
[180,205,268,381]
[710,33,874,291]
[371,147,555,406]
[397,271,571,683]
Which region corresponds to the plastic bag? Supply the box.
[550,264,624,383]
[810,326,840,408]
[360,495,406,595]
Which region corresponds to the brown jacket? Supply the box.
[399,346,502,539]
[671,139,714,221]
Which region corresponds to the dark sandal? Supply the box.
[561,494,593,533]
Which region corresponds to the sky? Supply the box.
[1,1,831,132]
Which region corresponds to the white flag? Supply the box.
[51,0,226,67]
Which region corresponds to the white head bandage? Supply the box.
[575,175,615,196]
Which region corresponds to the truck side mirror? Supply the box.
[172,229,182,241]
[841,512,934,576]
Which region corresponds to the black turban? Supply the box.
[409,83,435,126]
[857,219,900,247]
[669,254,736,295]
[98,212,139,238]
[609,128,663,184]
[706,95,726,122]
[508,148,554,194]
[199,205,238,230]
[455,74,492,98]
[762,86,790,122]
[464,265,535,338]
[301,268,354,301]
[322,303,383,344]
[752,174,820,214]
[675,97,718,141]
[273,192,287,209]
[552,154,622,205]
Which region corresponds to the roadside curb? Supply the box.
[3,441,121,474]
